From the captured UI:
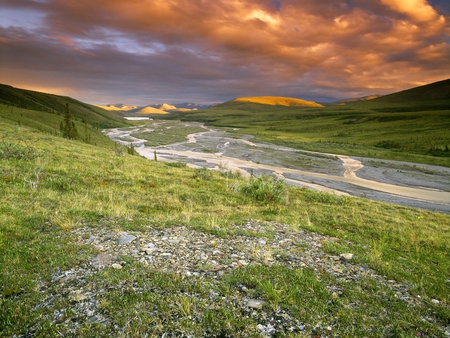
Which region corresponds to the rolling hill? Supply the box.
[0,84,127,129]
[224,96,324,108]
[134,106,169,115]
[0,84,130,147]
[371,78,450,104]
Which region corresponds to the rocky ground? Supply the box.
[16,220,449,337]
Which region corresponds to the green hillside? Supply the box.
[169,79,450,166]
[0,84,128,129]
[0,84,131,147]
[371,78,450,104]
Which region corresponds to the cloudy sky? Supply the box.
[1,0,450,105]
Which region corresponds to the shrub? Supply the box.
[194,167,214,180]
[165,161,187,168]
[240,174,285,203]
[0,142,40,161]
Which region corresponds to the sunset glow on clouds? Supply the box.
[1,0,449,105]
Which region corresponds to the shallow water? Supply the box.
[104,121,450,213]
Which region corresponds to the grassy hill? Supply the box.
[0,84,131,147]
[169,79,450,167]
[372,78,450,104]
[0,84,128,129]
[1,85,450,336]
[228,96,324,107]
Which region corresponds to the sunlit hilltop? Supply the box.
[231,96,324,107]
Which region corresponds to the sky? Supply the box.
[1,0,450,105]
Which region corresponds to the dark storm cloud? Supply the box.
[1,0,449,104]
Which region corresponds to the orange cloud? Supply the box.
[1,0,449,104]
[380,0,440,22]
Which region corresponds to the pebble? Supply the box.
[118,234,137,245]
[340,253,353,261]
[111,263,122,269]
[247,299,266,309]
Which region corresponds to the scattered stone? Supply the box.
[23,222,444,337]
[118,234,137,245]
[91,252,114,269]
[145,249,155,255]
[340,253,353,261]
[247,299,266,309]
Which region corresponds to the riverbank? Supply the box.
[104,121,450,213]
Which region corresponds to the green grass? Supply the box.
[1,104,449,336]
[130,122,205,146]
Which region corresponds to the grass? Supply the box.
[1,104,450,336]
[130,122,205,147]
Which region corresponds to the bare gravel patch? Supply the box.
[17,221,449,337]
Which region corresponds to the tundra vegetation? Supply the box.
[0,82,449,337]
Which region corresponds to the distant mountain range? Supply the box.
[95,102,211,115]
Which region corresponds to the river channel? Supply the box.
[104,121,450,213]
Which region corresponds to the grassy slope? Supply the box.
[0,84,128,129]
[0,103,449,335]
[169,80,450,167]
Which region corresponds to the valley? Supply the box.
[104,121,450,213]
[2,81,450,337]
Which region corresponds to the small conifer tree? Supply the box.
[61,103,79,139]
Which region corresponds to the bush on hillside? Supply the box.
[0,142,40,161]
[240,174,285,204]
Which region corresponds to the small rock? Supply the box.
[247,299,265,309]
[340,253,353,261]
[431,299,440,304]
[145,248,156,255]
[111,263,122,269]
[332,266,343,274]
[71,290,88,302]
[87,316,99,324]
[91,253,113,269]
[118,234,137,245]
